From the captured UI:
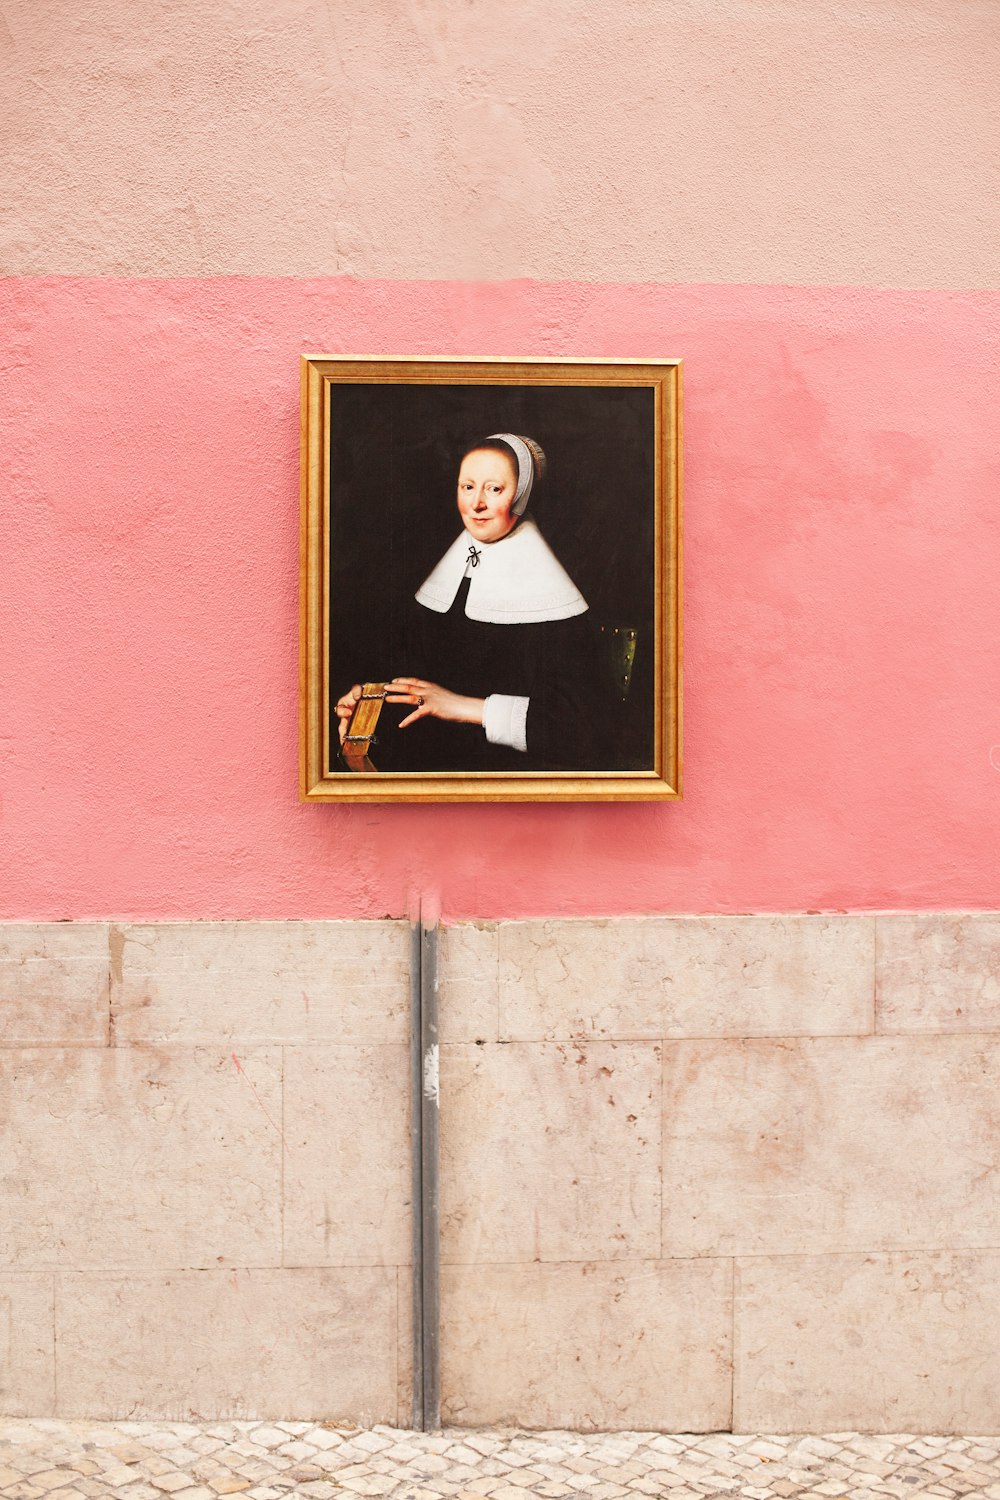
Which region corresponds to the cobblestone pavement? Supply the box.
[1,1421,999,1500]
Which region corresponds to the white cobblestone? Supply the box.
[0,1425,997,1499]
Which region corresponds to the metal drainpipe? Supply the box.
[409,917,424,1430]
[420,916,441,1430]
[411,914,440,1431]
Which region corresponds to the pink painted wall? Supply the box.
[3,1,999,919]
[3,277,999,919]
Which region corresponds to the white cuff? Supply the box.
[483,694,529,753]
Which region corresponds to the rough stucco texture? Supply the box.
[2,276,999,920]
[2,0,998,289]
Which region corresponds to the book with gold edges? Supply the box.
[341,683,388,771]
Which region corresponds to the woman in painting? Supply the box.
[335,433,617,772]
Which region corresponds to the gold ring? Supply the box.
[417,695,424,706]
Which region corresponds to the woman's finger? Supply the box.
[398,705,431,730]
[336,684,363,743]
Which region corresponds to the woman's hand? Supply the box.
[334,683,363,744]
[388,678,485,730]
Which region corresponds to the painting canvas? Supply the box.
[300,357,681,802]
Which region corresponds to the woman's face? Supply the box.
[456,447,519,543]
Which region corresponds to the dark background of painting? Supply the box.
[328,381,657,770]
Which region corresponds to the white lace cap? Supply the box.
[487,432,537,516]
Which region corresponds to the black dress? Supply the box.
[374,576,617,773]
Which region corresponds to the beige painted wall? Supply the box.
[4,0,998,286]
[3,914,999,1429]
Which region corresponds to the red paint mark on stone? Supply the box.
[231,1050,284,1143]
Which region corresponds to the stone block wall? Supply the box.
[2,915,999,1431]
[0,922,412,1424]
[439,916,1000,1433]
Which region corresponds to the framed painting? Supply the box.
[300,356,682,802]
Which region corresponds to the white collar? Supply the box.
[415,519,588,624]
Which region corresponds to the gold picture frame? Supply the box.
[300,355,682,802]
